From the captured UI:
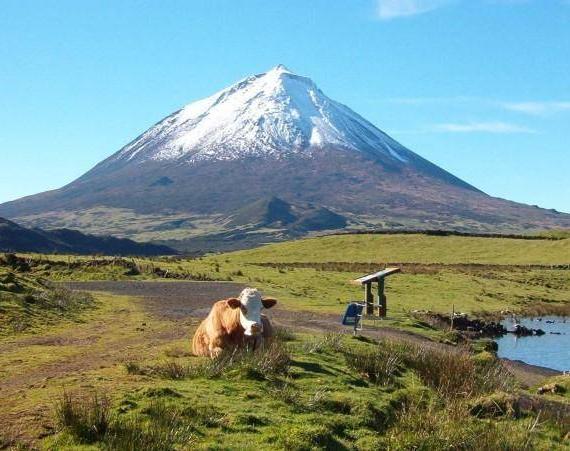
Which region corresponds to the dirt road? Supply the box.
[64,280,561,386]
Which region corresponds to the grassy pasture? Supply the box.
[224,233,570,265]
[7,233,570,321]
[3,288,567,450]
[147,234,570,320]
[1,233,569,449]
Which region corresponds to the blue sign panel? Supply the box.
[342,302,364,326]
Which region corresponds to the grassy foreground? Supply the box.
[45,334,568,450]
[3,288,567,451]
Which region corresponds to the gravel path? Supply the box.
[64,280,561,387]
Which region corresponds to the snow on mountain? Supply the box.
[114,65,409,164]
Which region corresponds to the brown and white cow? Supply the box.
[192,288,277,358]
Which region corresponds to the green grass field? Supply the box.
[1,233,569,449]
[224,233,570,265]
[8,233,570,324]
[152,233,570,320]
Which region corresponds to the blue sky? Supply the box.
[1,0,569,212]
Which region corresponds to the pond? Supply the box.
[496,316,569,372]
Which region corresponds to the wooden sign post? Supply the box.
[352,267,400,318]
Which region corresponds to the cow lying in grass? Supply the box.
[192,288,277,358]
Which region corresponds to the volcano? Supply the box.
[1,65,567,251]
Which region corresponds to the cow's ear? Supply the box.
[261,298,277,309]
[226,298,241,309]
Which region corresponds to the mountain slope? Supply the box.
[0,218,176,255]
[0,218,62,253]
[0,65,568,251]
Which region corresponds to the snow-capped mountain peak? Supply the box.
[114,65,409,164]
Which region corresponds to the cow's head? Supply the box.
[227,288,277,336]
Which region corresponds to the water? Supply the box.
[496,316,569,372]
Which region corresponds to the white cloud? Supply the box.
[377,0,453,19]
[502,101,570,115]
[432,121,536,133]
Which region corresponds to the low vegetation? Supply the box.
[0,264,93,335]
[125,340,290,381]
[1,233,568,448]
[45,333,568,450]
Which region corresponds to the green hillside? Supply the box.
[226,233,570,265]
[139,233,570,320]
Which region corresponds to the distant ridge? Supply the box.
[0,217,177,256]
[331,229,567,241]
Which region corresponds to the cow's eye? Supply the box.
[240,305,248,314]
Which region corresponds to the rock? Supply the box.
[537,383,566,395]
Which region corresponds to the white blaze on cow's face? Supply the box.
[238,288,264,336]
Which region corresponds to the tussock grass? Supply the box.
[54,391,110,443]
[53,393,203,450]
[343,346,402,386]
[384,397,539,450]
[125,339,291,381]
[407,350,512,398]
[377,340,515,398]
[49,331,568,451]
[335,338,515,396]
[268,422,342,450]
[163,346,192,358]
[273,326,297,342]
[302,332,344,354]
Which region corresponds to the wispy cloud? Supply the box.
[432,121,536,133]
[502,101,570,115]
[377,0,570,20]
[377,0,453,19]
[388,96,570,116]
[387,96,479,105]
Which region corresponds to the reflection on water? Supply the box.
[496,316,569,372]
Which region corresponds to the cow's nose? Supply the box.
[250,323,262,335]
